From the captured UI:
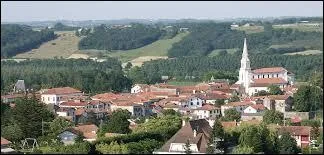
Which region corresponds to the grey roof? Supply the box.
[14,80,26,92]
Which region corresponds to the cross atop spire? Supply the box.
[242,38,248,58]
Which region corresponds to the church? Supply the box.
[231,38,295,96]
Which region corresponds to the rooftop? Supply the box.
[42,87,82,95]
[252,67,287,74]
[224,101,253,107]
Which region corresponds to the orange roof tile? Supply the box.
[268,95,291,100]
[75,108,86,116]
[253,78,287,84]
[221,121,237,128]
[250,104,265,110]
[91,93,121,101]
[252,67,286,73]
[60,100,87,107]
[196,104,220,111]
[278,126,311,136]
[43,87,82,95]
[74,124,98,139]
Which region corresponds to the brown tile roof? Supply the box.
[252,67,287,73]
[268,95,291,100]
[250,104,266,111]
[156,119,212,153]
[42,87,82,95]
[60,100,88,107]
[221,121,237,129]
[230,84,240,89]
[56,107,75,112]
[196,93,228,100]
[74,124,98,139]
[225,101,253,107]
[278,126,311,136]
[91,93,121,101]
[195,104,220,111]
[1,137,11,145]
[164,102,180,109]
[251,78,287,87]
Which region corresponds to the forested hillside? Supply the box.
[78,24,163,50]
[1,24,56,58]
[1,59,132,94]
[168,22,323,57]
[140,53,323,81]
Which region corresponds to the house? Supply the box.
[59,100,88,109]
[85,100,111,119]
[1,94,24,104]
[241,112,265,121]
[277,126,312,148]
[181,95,204,110]
[243,104,266,113]
[163,102,180,112]
[131,84,150,94]
[74,124,98,142]
[1,137,15,153]
[13,80,26,93]
[153,119,212,154]
[41,87,83,105]
[221,101,253,116]
[192,104,221,119]
[110,100,145,117]
[196,92,228,105]
[57,129,80,145]
[263,95,293,113]
[56,108,76,122]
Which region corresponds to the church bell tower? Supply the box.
[236,38,252,94]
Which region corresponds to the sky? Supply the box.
[1,1,323,22]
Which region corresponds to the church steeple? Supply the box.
[242,38,248,58]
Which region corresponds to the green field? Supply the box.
[283,50,323,55]
[80,32,189,62]
[273,23,323,32]
[232,26,264,34]
[208,48,239,57]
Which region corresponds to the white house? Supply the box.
[110,101,145,117]
[221,101,253,116]
[56,108,76,122]
[192,104,221,119]
[131,84,150,94]
[41,87,83,105]
[243,104,266,114]
[181,95,204,110]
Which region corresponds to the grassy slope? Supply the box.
[14,31,82,59]
[79,32,189,62]
[208,48,239,57]
[283,50,323,55]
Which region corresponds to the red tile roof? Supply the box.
[1,137,11,145]
[250,78,288,87]
[196,104,220,111]
[278,126,311,136]
[42,87,82,95]
[91,93,121,101]
[230,84,240,89]
[268,95,291,100]
[225,101,253,107]
[250,104,266,111]
[74,124,98,139]
[75,108,85,116]
[60,100,87,107]
[252,67,286,73]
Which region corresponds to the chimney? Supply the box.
[193,129,197,137]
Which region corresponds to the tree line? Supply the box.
[78,24,163,51]
[168,22,323,57]
[139,53,323,82]
[1,24,56,58]
[1,59,132,94]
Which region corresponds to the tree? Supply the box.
[125,62,133,70]
[233,145,254,154]
[184,139,192,154]
[294,85,323,112]
[96,141,129,154]
[1,122,24,143]
[161,109,181,116]
[263,109,284,125]
[101,109,131,134]
[207,119,225,153]
[309,72,323,88]
[268,84,283,95]
[11,97,55,139]
[238,125,263,152]
[49,117,73,136]
[278,132,300,154]
[85,111,99,126]
[222,109,241,122]
[215,99,225,107]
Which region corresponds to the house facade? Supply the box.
[41,87,83,105]
[221,101,253,116]
[192,104,221,119]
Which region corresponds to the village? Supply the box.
[1,39,322,154]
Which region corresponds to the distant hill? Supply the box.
[1,24,56,58]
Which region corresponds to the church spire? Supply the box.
[242,38,248,58]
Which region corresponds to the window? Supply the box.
[255,89,257,92]
[204,111,206,113]
[272,74,274,78]
[258,75,260,78]
[57,97,59,101]
[263,75,265,78]
[191,102,193,105]
[53,97,55,101]
[42,97,44,101]
[277,74,279,77]
[197,102,199,105]
[268,74,270,78]
[48,97,50,101]
[252,75,254,79]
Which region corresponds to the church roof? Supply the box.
[251,78,287,87]
[252,67,287,74]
